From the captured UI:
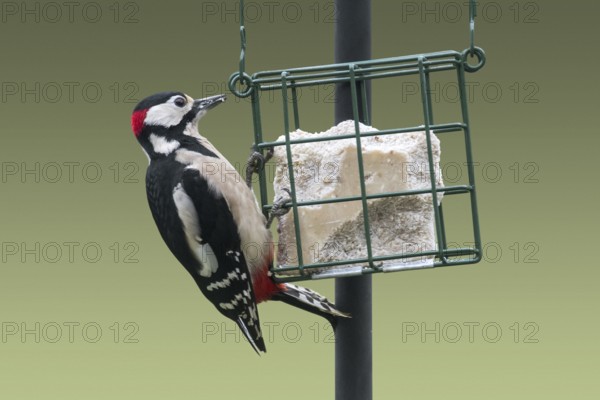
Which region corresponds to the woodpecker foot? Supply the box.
[245,146,274,188]
[267,188,292,229]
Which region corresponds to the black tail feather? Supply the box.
[236,317,266,354]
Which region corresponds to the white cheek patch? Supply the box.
[173,183,219,278]
[149,133,180,155]
[144,96,192,128]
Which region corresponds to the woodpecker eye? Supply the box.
[174,97,186,108]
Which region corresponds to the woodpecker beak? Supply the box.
[193,94,227,113]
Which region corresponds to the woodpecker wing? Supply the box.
[175,168,266,353]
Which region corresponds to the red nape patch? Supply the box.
[131,109,148,137]
[253,268,284,304]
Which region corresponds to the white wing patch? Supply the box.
[150,133,180,155]
[175,146,272,276]
[172,183,218,278]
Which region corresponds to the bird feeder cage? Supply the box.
[229,0,485,283]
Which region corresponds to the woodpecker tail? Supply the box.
[236,317,266,355]
[272,283,350,327]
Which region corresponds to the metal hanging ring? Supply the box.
[461,46,486,73]
[228,72,254,98]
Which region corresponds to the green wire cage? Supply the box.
[229,1,485,283]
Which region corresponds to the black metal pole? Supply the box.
[334,1,372,400]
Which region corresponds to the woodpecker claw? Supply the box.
[245,146,274,188]
[267,188,292,229]
[245,151,263,188]
[264,147,274,163]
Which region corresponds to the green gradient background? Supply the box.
[1,1,597,398]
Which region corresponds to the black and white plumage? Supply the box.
[131,91,348,354]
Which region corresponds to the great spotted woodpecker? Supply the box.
[131,91,348,354]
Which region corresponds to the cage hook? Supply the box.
[461,46,486,73]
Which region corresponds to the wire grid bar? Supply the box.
[246,50,482,282]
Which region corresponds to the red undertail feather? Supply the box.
[252,265,284,304]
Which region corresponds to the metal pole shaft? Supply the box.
[334,1,372,400]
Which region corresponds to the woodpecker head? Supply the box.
[131,91,226,159]
[132,91,226,137]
